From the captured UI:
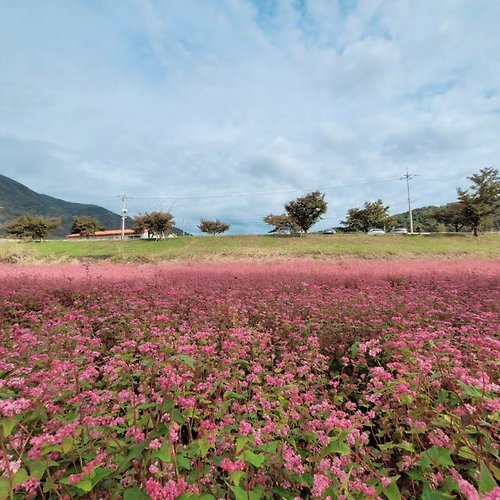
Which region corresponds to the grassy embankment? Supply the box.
[0,233,499,263]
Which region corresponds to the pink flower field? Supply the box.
[0,260,499,499]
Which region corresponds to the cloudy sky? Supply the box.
[1,0,499,233]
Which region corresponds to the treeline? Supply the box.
[2,168,499,240]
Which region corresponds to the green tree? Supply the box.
[198,219,230,235]
[285,191,327,234]
[262,213,299,233]
[457,167,500,236]
[5,215,60,241]
[133,211,175,240]
[432,203,469,232]
[342,199,390,232]
[70,216,102,237]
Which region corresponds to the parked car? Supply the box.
[322,228,336,234]
[367,228,385,235]
[390,227,408,234]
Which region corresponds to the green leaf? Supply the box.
[243,450,266,468]
[236,436,249,453]
[1,417,17,437]
[75,478,93,493]
[230,470,245,486]
[231,486,264,500]
[27,459,47,480]
[421,482,448,500]
[224,391,246,401]
[270,487,295,499]
[428,446,454,467]
[458,382,484,398]
[382,479,401,500]
[257,440,278,453]
[0,477,10,499]
[172,409,185,424]
[397,441,415,453]
[153,441,172,463]
[479,461,497,494]
[197,437,210,458]
[61,436,73,453]
[407,469,424,480]
[350,342,359,357]
[12,468,29,488]
[171,355,195,369]
[457,446,476,460]
[177,454,191,470]
[123,486,150,500]
[231,485,248,500]
[322,437,350,456]
[162,397,174,413]
[231,359,250,367]
[378,442,395,451]
[91,467,114,487]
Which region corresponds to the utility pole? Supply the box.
[400,169,416,234]
[117,195,130,239]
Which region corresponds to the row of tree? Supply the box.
[2,168,499,240]
[263,167,499,236]
[2,212,232,241]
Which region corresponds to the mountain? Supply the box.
[0,174,130,238]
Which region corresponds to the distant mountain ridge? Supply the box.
[0,174,129,238]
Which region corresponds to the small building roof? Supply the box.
[66,229,136,238]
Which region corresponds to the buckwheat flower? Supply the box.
[283,444,305,474]
[456,478,479,500]
[169,422,180,443]
[220,458,245,472]
[149,463,161,474]
[149,438,162,450]
[380,477,392,487]
[483,487,500,499]
[0,398,30,417]
[239,420,253,436]
[312,473,331,497]
[428,429,451,448]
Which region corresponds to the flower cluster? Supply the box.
[0,259,498,498]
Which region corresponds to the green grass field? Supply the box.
[1,233,499,263]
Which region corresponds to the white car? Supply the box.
[367,228,385,235]
[390,227,408,234]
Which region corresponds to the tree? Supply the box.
[457,167,500,236]
[71,216,102,237]
[432,203,469,232]
[262,213,299,234]
[198,219,230,235]
[133,211,175,240]
[341,199,390,233]
[5,215,60,241]
[284,191,327,234]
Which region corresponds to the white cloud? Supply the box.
[0,0,499,233]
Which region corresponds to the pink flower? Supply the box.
[220,458,245,472]
[149,438,162,450]
[283,445,305,474]
[312,473,331,497]
[239,420,253,436]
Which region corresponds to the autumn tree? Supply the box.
[133,211,175,240]
[284,191,327,234]
[198,219,230,235]
[457,167,500,236]
[342,199,390,232]
[262,213,299,233]
[71,216,102,237]
[5,215,60,241]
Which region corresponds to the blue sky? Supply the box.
[1,0,499,234]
